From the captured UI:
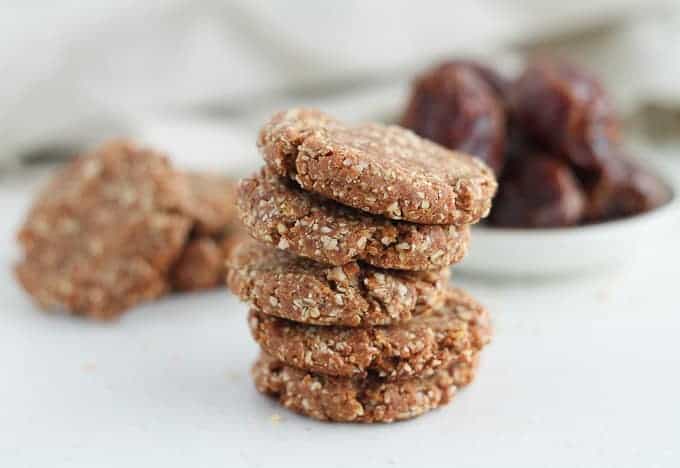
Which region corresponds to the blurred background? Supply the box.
[2,0,680,174]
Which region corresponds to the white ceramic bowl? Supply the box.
[458,188,679,277]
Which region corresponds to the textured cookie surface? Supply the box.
[248,287,491,380]
[236,168,470,270]
[227,239,449,327]
[258,108,497,224]
[252,352,479,423]
[15,140,192,319]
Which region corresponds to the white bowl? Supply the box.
[458,188,679,277]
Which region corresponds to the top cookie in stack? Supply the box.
[259,108,496,227]
[228,108,497,423]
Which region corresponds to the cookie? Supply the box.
[15,140,193,319]
[236,167,470,270]
[258,108,497,225]
[172,237,225,291]
[248,287,491,380]
[172,231,247,291]
[252,351,479,423]
[180,172,237,236]
[171,172,243,291]
[227,239,449,327]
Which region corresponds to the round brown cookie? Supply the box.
[179,172,237,236]
[258,108,497,225]
[236,167,470,270]
[227,239,450,327]
[252,351,479,423]
[248,287,491,380]
[172,231,248,291]
[171,171,242,292]
[15,140,193,319]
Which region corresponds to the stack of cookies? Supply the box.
[227,109,497,423]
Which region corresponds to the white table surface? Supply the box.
[2,148,680,468]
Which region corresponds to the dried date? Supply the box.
[401,61,507,175]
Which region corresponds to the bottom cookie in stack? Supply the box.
[252,351,479,423]
[244,284,492,423]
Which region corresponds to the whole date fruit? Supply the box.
[585,155,671,222]
[489,152,586,228]
[401,61,506,175]
[445,60,510,101]
[512,60,621,173]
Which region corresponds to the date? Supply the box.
[401,61,507,175]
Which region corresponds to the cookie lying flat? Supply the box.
[237,168,470,270]
[258,108,497,225]
[248,287,491,380]
[15,140,192,319]
[252,351,479,423]
[227,239,449,327]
